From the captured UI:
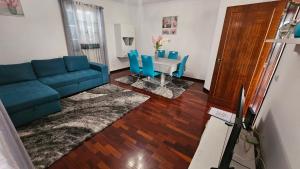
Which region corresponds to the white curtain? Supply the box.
[60,0,108,64]
[76,2,102,63]
[60,0,82,55]
[0,101,34,169]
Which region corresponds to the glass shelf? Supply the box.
[265,38,300,44]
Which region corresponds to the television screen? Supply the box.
[217,118,242,169]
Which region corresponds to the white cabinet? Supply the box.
[189,114,256,169]
[114,24,136,58]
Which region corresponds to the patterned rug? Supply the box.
[115,75,194,99]
[17,84,150,169]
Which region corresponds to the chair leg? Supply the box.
[130,73,140,82]
[170,75,173,82]
[137,73,142,81]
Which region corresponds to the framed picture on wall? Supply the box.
[162,16,178,35]
[0,0,24,16]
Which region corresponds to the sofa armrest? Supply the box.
[90,62,108,72]
[90,63,109,83]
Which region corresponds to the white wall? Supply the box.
[1,0,278,78]
[136,0,221,80]
[0,0,68,64]
[254,44,300,169]
[0,0,137,71]
[204,0,278,90]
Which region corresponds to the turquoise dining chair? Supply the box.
[173,55,189,78]
[130,49,139,58]
[157,50,165,58]
[128,52,142,76]
[168,51,179,60]
[141,55,161,78]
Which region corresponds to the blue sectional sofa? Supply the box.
[0,56,109,127]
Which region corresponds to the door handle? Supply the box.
[217,58,222,63]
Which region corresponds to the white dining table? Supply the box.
[138,57,181,86]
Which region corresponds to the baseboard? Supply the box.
[110,68,208,87]
[110,67,129,73]
[203,88,210,94]
[182,76,210,93]
[182,76,205,83]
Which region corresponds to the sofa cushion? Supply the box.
[39,69,101,88]
[70,69,102,82]
[39,73,79,88]
[0,63,37,85]
[32,58,67,77]
[63,56,90,72]
[0,80,60,113]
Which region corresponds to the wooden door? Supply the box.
[249,1,294,114]
[209,1,286,111]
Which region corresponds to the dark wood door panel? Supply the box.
[209,1,284,111]
[240,13,274,90]
[211,10,244,99]
[245,0,287,113]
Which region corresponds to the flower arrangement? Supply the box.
[6,0,18,15]
[152,35,170,52]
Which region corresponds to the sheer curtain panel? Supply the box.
[59,0,82,55]
[60,0,108,65]
[0,100,34,169]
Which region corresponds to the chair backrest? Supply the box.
[168,51,179,60]
[177,55,189,78]
[130,50,139,58]
[141,55,155,77]
[128,52,140,74]
[157,50,165,58]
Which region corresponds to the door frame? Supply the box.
[209,0,287,113]
[252,2,299,124]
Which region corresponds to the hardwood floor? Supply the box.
[49,70,211,169]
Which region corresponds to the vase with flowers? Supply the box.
[152,35,170,57]
[6,0,19,15]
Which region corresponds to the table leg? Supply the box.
[160,73,166,87]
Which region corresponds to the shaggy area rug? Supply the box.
[17,84,150,169]
[115,75,194,99]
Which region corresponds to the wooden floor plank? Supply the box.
[49,70,213,169]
